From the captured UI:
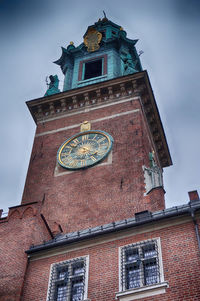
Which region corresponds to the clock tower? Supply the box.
[22,17,172,235]
[4,16,200,301]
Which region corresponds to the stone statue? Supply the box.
[120,50,138,75]
[149,151,156,168]
[44,75,60,96]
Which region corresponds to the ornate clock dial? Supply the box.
[57,130,113,170]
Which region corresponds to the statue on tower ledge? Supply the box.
[44,74,60,96]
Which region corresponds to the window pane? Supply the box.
[125,248,139,262]
[126,264,140,289]
[48,258,86,301]
[142,244,156,258]
[71,280,84,301]
[58,268,68,280]
[73,263,84,275]
[56,284,67,301]
[144,259,158,285]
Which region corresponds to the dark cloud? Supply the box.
[173,0,200,21]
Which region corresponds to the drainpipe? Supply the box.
[188,190,200,251]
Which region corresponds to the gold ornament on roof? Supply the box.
[84,28,102,52]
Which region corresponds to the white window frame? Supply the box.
[46,255,89,301]
[116,238,168,301]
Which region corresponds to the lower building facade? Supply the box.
[1,193,199,301]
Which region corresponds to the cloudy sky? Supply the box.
[0,0,200,214]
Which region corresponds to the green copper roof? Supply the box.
[54,17,142,91]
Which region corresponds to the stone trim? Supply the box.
[35,108,140,137]
[26,71,172,167]
[37,96,138,124]
[115,282,169,301]
[27,77,136,124]
[46,255,89,301]
[118,237,165,293]
[28,215,195,261]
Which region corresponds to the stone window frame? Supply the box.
[78,54,108,82]
[116,238,168,301]
[46,255,89,301]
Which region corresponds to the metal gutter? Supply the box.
[26,202,200,255]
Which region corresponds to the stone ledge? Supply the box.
[115,282,169,301]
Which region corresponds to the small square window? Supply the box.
[78,55,107,82]
[84,59,102,80]
[47,257,88,301]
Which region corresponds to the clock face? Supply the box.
[57,130,113,170]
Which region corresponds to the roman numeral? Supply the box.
[90,156,97,162]
[68,160,78,167]
[63,147,72,154]
[81,160,86,167]
[82,135,89,142]
[98,137,106,143]
[100,143,108,148]
[70,138,79,147]
[97,150,105,156]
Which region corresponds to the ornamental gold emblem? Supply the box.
[84,28,102,52]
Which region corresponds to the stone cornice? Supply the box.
[26,71,172,167]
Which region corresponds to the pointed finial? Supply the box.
[102,11,108,21]
[138,50,144,56]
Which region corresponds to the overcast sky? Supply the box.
[0,0,200,214]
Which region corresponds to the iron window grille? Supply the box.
[47,257,87,301]
[121,239,160,291]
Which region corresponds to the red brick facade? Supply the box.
[0,202,51,300]
[22,96,165,234]
[21,217,200,301]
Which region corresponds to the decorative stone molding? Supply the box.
[116,282,169,301]
[143,165,163,194]
[26,71,172,167]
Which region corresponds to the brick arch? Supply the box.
[8,209,20,220]
[22,206,34,218]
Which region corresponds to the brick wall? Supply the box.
[21,218,200,301]
[0,203,51,301]
[22,97,165,234]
